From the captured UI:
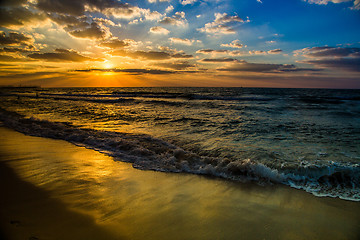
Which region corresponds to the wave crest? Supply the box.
[1,108,359,201]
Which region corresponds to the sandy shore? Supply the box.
[0,161,121,240]
[0,126,360,240]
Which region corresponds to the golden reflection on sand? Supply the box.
[0,127,359,240]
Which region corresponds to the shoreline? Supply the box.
[1,126,360,240]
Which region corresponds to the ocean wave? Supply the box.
[34,92,275,102]
[0,108,359,201]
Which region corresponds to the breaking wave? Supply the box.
[1,108,359,201]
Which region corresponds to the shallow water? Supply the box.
[1,127,360,240]
[0,87,359,200]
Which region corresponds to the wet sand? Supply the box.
[0,126,360,240]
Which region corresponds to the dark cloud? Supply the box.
[73,68,175,74]
[154,61,195,70]
[197,49,229,54]
[158,11,186,26]
[0,0,27,7]
[110,50,193,60]
[36,0,129,15]
[0,31,33,45]
[99,38,130,49]
[268,49,283,54]
[35,0,142,40]
[0,46,37,53]
[37,0,86,15]
[117,68,175,74]
[28,49,102,62]
[296,46,360,72]
[69,22,110,39]
[0,54,27,62]
[217,61,319,73]
[111,50,171,60]
[36,0,136,19]
[300,46,360,58]
[0,63,15,67]
[0,7,46,27]
[48,13,89,29]
[0,71,59,79]
[48,13,110,39]
[171,53,193,58]
[302,58,360,72]
[196,49,243,56]
[201,58,238,62]
[159,17,178,25]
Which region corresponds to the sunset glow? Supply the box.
[0,0,359,88]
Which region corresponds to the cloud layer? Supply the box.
[296,46,360,72]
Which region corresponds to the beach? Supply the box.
[1,126,359,240]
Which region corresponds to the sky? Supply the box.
[0,0,359,88]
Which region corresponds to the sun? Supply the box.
[103,61,114,69]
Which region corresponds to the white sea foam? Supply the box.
[1,108,359,201]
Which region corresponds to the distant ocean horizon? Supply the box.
[1,87,359,201]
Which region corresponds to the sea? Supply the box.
[0,87,359,201]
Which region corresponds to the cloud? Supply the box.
[0,7,46,27]
[301,58,360,72]
[294,46,360,58]
[171,53,193,58]
[180,0,198,5]
[141,10,163,21]
[170,37,200,46]
[69,22,111,39]
[48,13,88,28]
[0,71,62,79]
[353,0,360,9]
[154,61,195,70]
[217,60,318,73]
[158,11,187,26]
[296,46,360,72]
[110,50,171,60]
[221,40,244,49]
[165,5,174,13]
[0,46,37,53]
[213,12,245,24]
[196,49,243,56]
[36,0,131,16]
[304,0,360,10]
[198,13,246,35]
[99,38,131,49]
[48,13,112,39]
[149,26,170,34]
[0,0,27,7]
[36,0,163,22]
[249,50,267,55]
[0,54,28,62]
[110,49,193,60]
[73,68,175,74]
[268,49,283,54]
[197,49,228,54]
[148,0,171,3]
[249,49,283,55]
[0,31,34,46]
[201,58,239,63]
[93,17,120,27]
[28,48,101,62]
